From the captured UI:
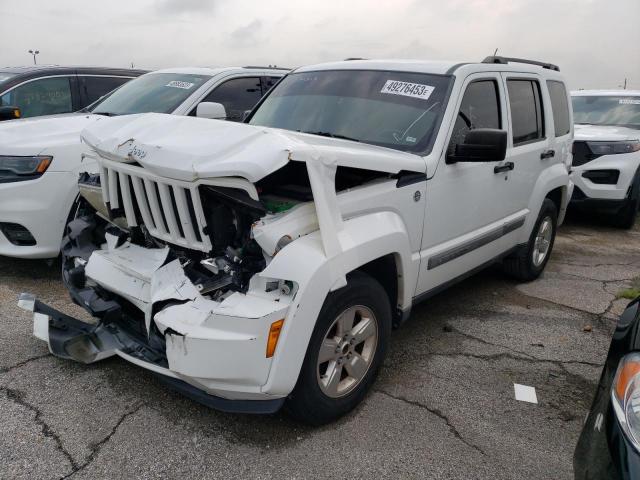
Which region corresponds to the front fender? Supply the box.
[521,163,571,242]
[259,210,415,397]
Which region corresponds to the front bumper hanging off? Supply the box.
[18,293,285,414]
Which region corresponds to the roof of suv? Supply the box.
[147,66,289,76]
[293,57,564,77]
[0,65,147,77]
[571,89,640,96]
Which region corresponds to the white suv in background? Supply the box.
[0,66,286,258]
[570,90,640,228]
[23,57,573,424]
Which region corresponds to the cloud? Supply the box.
[228,19,263,47]
[0,0,637,88]
[155,0,216,15]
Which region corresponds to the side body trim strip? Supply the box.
[427,217,525,270]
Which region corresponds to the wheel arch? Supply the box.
[355,253,402,327]
[522,163,571,241]
[260,210,416,397]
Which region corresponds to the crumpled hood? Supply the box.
[81,113,426,183]
[575,124,640,142]
[0,113,99,155]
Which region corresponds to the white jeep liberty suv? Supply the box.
[22,57,573,424]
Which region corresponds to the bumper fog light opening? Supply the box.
[0,222,37,246]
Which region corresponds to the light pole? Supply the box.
[28,50,39,65]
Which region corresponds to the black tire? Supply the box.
[285,272,391,425]
[612,173,640,229]
[503,198,558,282]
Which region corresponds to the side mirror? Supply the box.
[196,102,227,120]
[0,106,21,121]
[447,128,507,164]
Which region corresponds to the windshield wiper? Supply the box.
[92,111,117,117]
[299,130,360,142]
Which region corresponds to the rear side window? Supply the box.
[546,80,570,136]
[262,76,281,95]
[448,80,501,150]
[202,77,263,121]
[79,76,131,105]
[0,77,73,118]
[507,79,544,145]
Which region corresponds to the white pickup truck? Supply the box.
[22,57,573,424]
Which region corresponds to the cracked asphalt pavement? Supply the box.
[1,215,639,479]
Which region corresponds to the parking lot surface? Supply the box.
[1,216,639,480]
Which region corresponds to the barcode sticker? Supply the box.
[619,99,640,105]
[166,80,195,89]
[381,80,434,101]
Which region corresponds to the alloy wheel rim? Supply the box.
[532,216,553,267]
[316,305,378,398]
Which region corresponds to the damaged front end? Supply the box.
[21,161,317,411]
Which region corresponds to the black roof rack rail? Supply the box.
[243,65,291,71]
[344,57,368,61]
[482,56,560,72]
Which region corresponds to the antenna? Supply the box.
[493,48,498,56]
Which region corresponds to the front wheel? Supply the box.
[285,272,391,425]
[612,172,640,229]
[503,198,558,281]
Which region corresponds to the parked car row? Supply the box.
[0,66,286,258]
[0,65,146,120]
[1,57,639,474]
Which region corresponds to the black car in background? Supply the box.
[0,66,146,120]
[574,297,640,479]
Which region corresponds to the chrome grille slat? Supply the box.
[172,186,197,244]
[143,179,167,235]
[99,166,110,206]
[118,172,138,227]
[130,177,154,229]
[107,168,119,208]
[157,183,181,241]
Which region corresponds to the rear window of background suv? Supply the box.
[546,80,571,136]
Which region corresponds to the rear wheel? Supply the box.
[285,272,391,425]
[503,198,558,281]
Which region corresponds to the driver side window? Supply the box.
[448,80,501,152]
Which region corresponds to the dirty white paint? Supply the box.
[514,384,538,404]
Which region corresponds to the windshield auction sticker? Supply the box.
[381,80,434,101]
[165,80,195,89]
[619,99,640,105]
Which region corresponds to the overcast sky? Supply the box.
[1,0,638,90]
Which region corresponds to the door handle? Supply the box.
[540,150,555,159]
[494,161,514,174]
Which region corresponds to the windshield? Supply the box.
[249,70,452,153]
[91,73,211,116]
[572,95,640,129]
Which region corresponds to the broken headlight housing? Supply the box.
[0,155,52,182]
[612,352,640,452]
